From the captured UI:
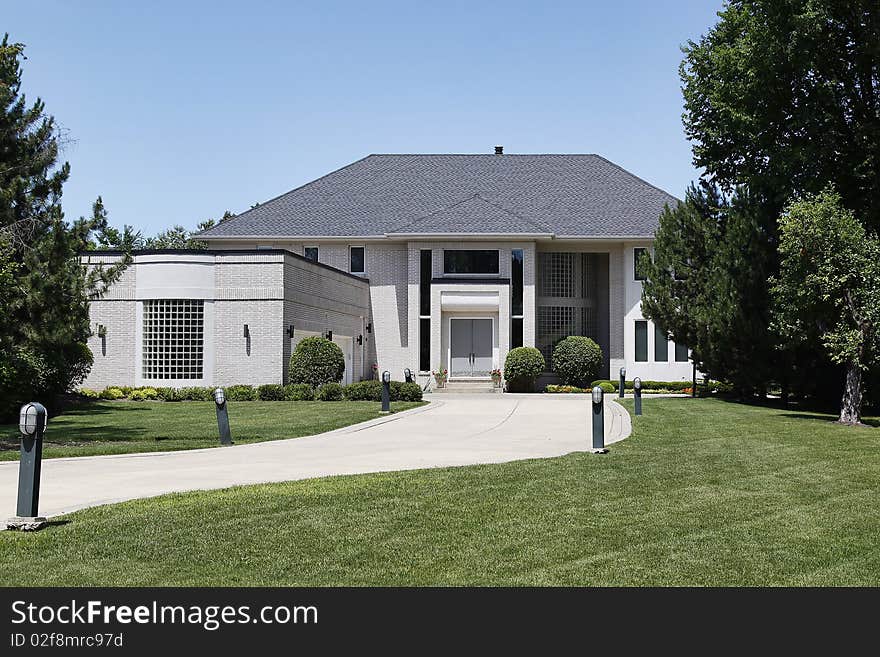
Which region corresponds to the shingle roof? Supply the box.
[199,154,679,239]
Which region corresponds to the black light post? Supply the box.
[381,370,391,413]
[619,367,626,398]
[590,386,608,454]
[634,377,643,416]
[213,388,233,446]
[8,402,48,530]
[404,368,414,383]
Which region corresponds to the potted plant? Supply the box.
[432,366,448,388]
[491,368,503,387]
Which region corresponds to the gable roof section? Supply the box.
[199,154,679,239]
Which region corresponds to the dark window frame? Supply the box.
[675,341,689,362]
[654,325,669,362]
[511,249,524,317]
[442,249,500,276]
[635,320,648,362]
[304,246,319,262]
[349,245,365,274]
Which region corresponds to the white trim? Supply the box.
[447,315,496,380]
[348,244,366,275]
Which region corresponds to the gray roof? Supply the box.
[199,154,679,239]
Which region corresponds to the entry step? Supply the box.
[431,381,502,394]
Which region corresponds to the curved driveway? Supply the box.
[0,394,630,519]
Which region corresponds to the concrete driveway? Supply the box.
[0,394,630,519]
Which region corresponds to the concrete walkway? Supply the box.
[0,394,631,520]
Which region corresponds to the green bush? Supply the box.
[552,336,603,388]
[396,381,423,401]
[226,384,257,401]
[545,384,586,393]
[155,387,182,402]
[129,387,158,401]
[284,383,314,401]
[79,388,101,399]
[590,379,617,391]
[100,386,125,400]
[257,384,286,401]
[344,380,382,401]
[598,381,615,394]
[179,387,213,401]
[289,337,345,387]
[118,386,133,397]
[503,347,546,392]
[316,382,345,401]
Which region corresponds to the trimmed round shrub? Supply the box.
[590,379,616,391]
[396,381,423,402]
[552,336,603,388]
[289,337,345,387]
[597,381,615,394]
[284,383,315,401]
[226,384,257,401]
[503,347,546,392]
[258,384,286,401]
[344,380,382,401]
[100,386,125,400]
[317,382,345,401]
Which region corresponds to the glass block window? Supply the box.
[537,306,574,364]
[538,253,573,298]
[142,299,204,380]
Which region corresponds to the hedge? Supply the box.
[316,382,345,401]
[225,385,258,401]
[284,383,315,401]
[342,380,423,402]
[257,384,286,401]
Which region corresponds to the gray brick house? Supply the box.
[82,151,692,390]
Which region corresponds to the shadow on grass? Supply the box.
[709,394,879,427]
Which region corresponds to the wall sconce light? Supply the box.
[324,330,333,341]
[366,322,372,333]
[243,324,250,339]
[286,325,295,338]
[96,324,107,357]
[356,334,363,345]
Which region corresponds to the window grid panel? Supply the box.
[142,299,205,380]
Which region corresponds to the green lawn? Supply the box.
[1,397,878,586]
[0,400,426,460]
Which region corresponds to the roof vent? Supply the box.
[494,145,503,155]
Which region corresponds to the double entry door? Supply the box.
[450,318,493,378]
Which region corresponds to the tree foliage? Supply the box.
[771,188,880,423]
[0,35,126,416]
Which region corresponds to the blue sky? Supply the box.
[7,1,724,235]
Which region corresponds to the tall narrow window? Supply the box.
[675,341,689,362]
[304,246,318,262]
[511,249,524,349]
[419,318,430,372]
[349,246,365,274]
[635,320,648,362]
[654,325,669,362]
[142,299,204,380]
[419,249,431,371]
[420,250,431,316]
[634,247,649,281]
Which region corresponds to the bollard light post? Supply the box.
[634,377,643,416]
[213,388,233,446]
[8,402,48,530]
[404,368,414,383]
[590,386,608,454]
[381,370,391,413]
[619,367,626,398]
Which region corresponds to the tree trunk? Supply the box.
[839,363,862,425]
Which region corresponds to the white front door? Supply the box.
[450,318,493,378]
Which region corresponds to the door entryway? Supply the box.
[450,318,493,378]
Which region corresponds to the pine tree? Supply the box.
[0,35,127,415]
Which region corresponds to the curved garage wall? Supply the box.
[81,249,371,389]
